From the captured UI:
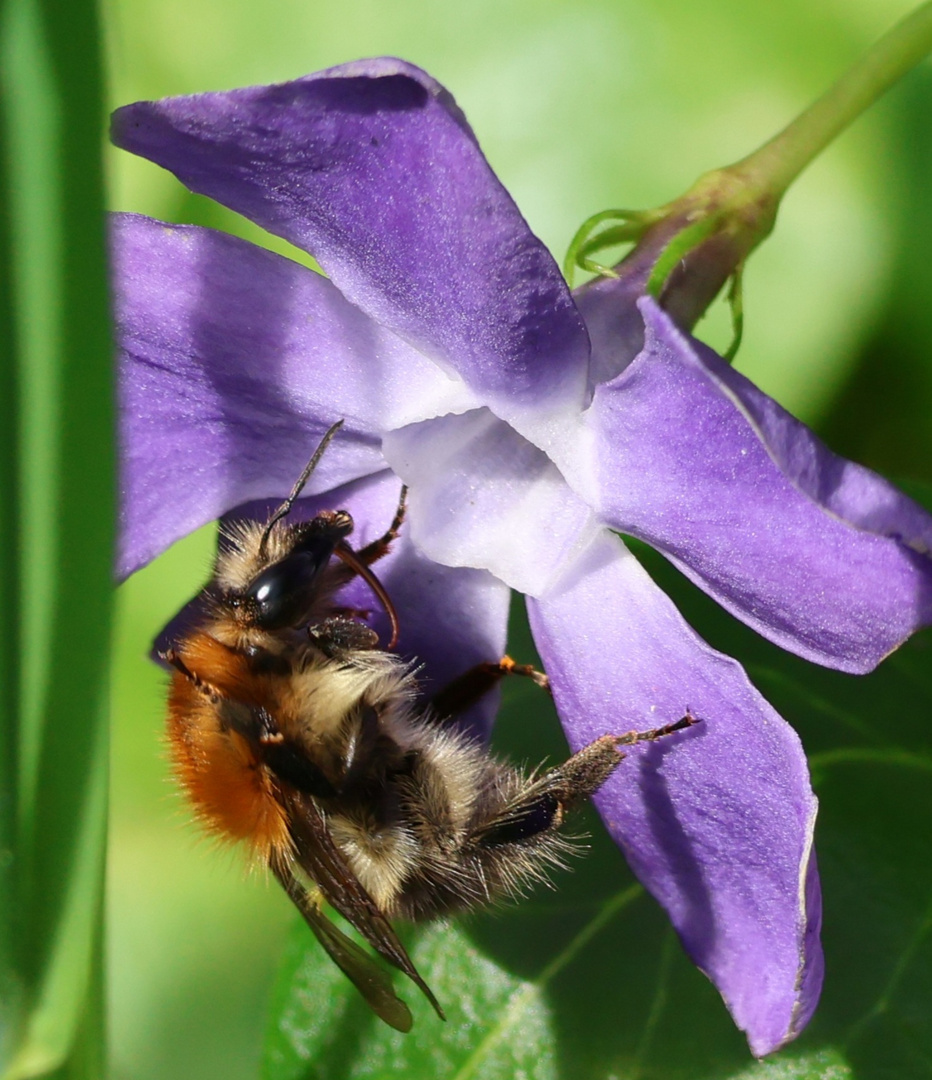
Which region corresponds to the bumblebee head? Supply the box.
[226,511,355,631]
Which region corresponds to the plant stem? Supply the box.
[739,1,932,195]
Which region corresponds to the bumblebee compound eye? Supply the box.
[245,549,330,630]
[245,510,358,630]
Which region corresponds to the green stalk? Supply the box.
[740,1,932,196]
[569,1,932,338]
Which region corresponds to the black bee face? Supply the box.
[238,548,329,629]
[232,511,356,631]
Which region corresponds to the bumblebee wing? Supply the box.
[281,788,445,1021]
[270,856,413,1032]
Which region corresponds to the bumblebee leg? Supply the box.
[323,487,406,648]
[333,485,408,584]
[355,485,408,566]
[309,616,380,655]
[431,655,550,720]
[161,648,200,685]
[613,708,701,746]
[467,716,700,850]
[160,647,225,703]
[469,734,626,848]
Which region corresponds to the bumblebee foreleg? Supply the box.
[328,485,408,592]
[355,485,408,567]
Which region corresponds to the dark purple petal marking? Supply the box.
[114,213,477,579]
[528,532,823,1057]
[573,239,657,389]
[587,298,932,673]
[111,59,590,409]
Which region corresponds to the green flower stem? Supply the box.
[571,1,932,345]
[739,0,932,197]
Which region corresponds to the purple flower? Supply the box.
[111,58,932,1056]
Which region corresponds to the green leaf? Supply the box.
[0,0,111,1074]
[262,819,745,1079]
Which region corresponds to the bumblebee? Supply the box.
[163,421,697,1031]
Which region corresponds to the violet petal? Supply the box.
[527,532,823,1057]
[110,60,590,410]
[114,213,479,579]
[382,408,602,597]
[586,298,932,673]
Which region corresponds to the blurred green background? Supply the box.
[102,2,932,1078]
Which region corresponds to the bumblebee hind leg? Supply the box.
[466,714,700,862]
[468,734,625,850]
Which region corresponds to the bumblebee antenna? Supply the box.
[259,420,345,558]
